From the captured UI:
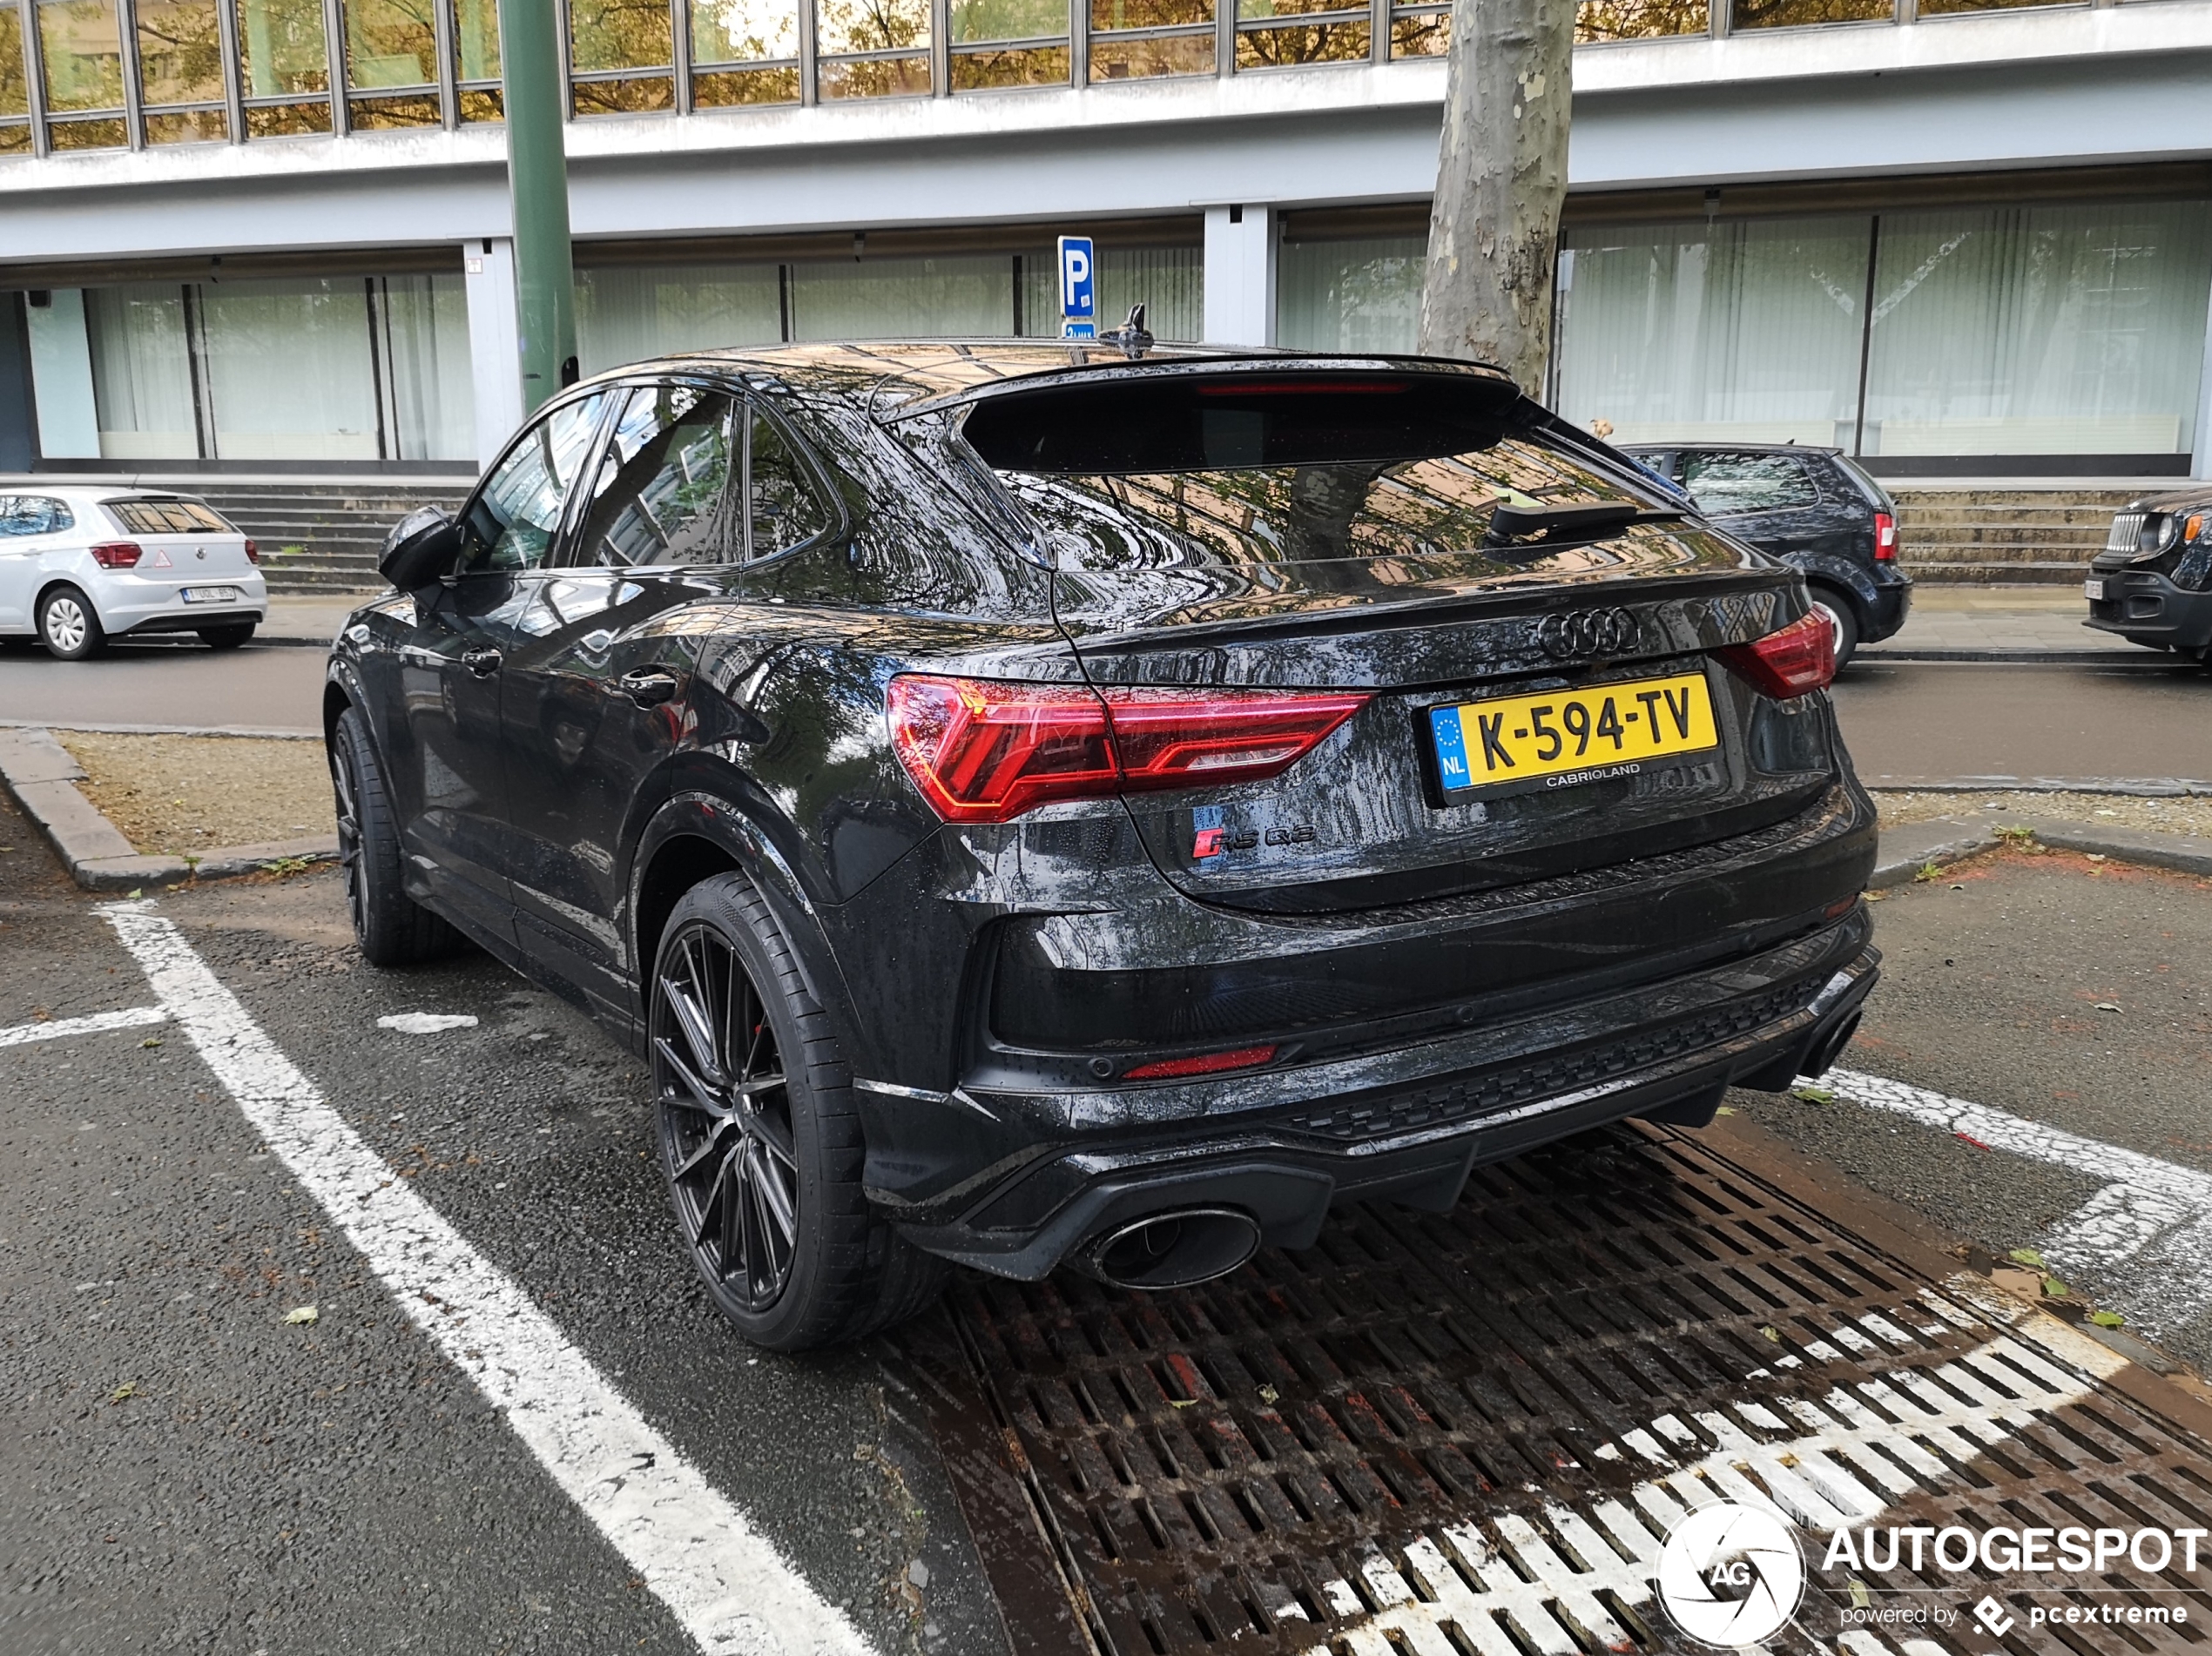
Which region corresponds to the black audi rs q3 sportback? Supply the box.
[326,343,1879,1350]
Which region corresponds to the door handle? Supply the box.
[618,668,681,708]
[462,645,502,677]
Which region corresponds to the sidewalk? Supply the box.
[1858,584,2143,661]
[260,593,368,647]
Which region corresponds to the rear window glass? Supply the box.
[1679,453,1821,515]
[105,497,232,535]
[958,371,1663,568]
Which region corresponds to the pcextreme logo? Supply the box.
[1656,1504,1806,1648]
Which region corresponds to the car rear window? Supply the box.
[956,370,1664,568]
[105,497,233,535]
[1679,453,1821,515]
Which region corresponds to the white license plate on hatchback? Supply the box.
[180,586,243,605]
[2084,578,2107,601]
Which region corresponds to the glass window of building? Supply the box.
[1862,202,2212,460]
[1575,0,1706,42]
[1729,0,1889,28]
[1278,233,1425,353]
[378,273,477,461]
[814,0,930,98]
[38,0,128,150]
[345,0,441,127]
[454,0,501,118]
[138,0,229,142]
[199,277,381,457]
[85,284,199,459]
[1234,0,1367,71]
[0,0,33,152]
[1016,243,1203,340]
[691,0,800,105]
[577,264,784,374]
[1553,215,1874,447]
[788,254,1008,336]
[949,0,1069,91]
[237,0,334,133]
[570,0,673,112]
[1387,3,1443,54]
[1088,0,1211,80]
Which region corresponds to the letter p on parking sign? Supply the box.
[1058,236,1096,338]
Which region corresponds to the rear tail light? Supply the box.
[886,675,1368,825]
[1122,1044,1278,1081]
[1717,610,1836,699]
[244,538,260,564]
[88,541,143,569]
[1872,511,1897,562]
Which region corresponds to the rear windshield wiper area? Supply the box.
[1484,501,1683,556]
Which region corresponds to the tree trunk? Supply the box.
[1418,0,1572,394]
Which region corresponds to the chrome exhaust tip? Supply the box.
[1081,1208,1261,1291]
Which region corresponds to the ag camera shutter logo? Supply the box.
[1656,1503,1806,1648]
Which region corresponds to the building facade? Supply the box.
[2,0,2209,481]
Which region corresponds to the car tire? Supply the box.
[329,705,461,966]
[37,585,105,660]
[651,873,947,1352]
[1811,592,1859,671]
[199,623,256,650]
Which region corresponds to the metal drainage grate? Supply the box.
[935,1124,2212,1655]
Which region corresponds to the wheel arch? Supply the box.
[627,793,866,1068]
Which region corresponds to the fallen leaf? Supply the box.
[2090,1311,2125,1329]
[1257,1384,1280,1404]
[1759,1325,1780,1343]
[2095,1003,2121,1013]
[2041,1276,2070,1298]
[2008,1247,2045,1267]
[109,1383,137,1404]
[139,1037,162,1048]
[1791,1085,1833,1105]
[284,1305,319,1325]
[1849,1579,1872,1611]
[1715,1105,1737,1116]
[1168,1397,1197,1409]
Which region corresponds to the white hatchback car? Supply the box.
[0,487,268,659]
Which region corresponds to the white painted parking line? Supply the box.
[1296,1300,2124,1656]
[1817,1066,2212,1336]
[99,901,874,1656]
[0,1004,168,1047]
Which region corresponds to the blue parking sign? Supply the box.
[1057,236,1096,339]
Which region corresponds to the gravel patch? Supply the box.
[57,730,332,856]
[1873,789,2212,838]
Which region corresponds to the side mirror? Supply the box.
[379,507,462,591]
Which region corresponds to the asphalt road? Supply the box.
[0,640,327,735]
[1831,656,2212,784]
[1735,844,2212,1369]
[0,784,1009,1656]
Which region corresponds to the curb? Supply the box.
[1870,814,2212,889]
[0,726,338,892]
[1863,775,2212,798]
[1852,648,2163,664]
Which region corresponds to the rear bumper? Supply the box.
[2087,573,2212,652]
[96,573,268,635]
[1863,575,1912,643]
[887,912,1878,1280]
[117,608,264,636]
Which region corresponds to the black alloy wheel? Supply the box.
[654,915,803,1316]
[650,874,946,1350]
[329,706,458,966]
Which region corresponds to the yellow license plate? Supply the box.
[1428,670,1719,798]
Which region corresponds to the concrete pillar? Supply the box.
[24,290,101,460]
[464,239,526,468]
[1204,205,1277,349]
[2194,277,2212,481]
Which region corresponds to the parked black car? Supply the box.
[1618,443,1912,668]
[2085,489,2212,663]
[326,345,1879,1350]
